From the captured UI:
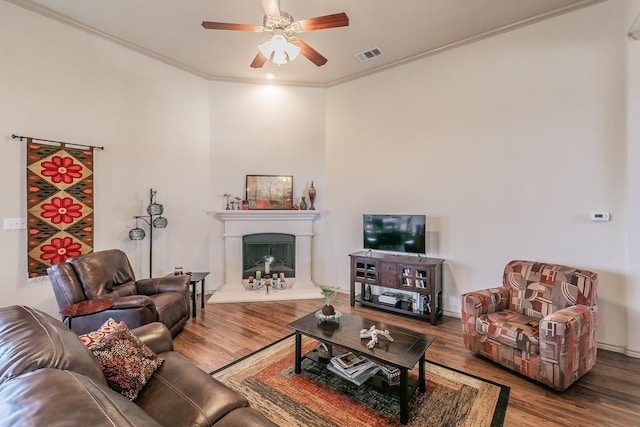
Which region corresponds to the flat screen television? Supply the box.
[363,214,426,255]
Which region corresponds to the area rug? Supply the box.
[211,334,509,427]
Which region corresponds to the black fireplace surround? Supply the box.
[242,233,295,279]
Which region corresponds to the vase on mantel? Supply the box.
[308,181,316,210]
[300,196,307,210]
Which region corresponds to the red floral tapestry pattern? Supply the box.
[26,139,94,277]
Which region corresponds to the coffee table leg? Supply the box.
[419,352,426,393]
[294,332,302,374]
[191,281,196,318]
[201,277,206,308]
[400,367,409,424]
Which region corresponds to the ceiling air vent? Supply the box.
[354,47,384,62]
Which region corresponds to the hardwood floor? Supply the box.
[173,293,640,427]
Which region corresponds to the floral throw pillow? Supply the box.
[79,318,119,350]
[90,321,164,401]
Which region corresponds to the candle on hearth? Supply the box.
[279,272,285,280]
[265,261,270,274]
[256,271,261,280]
[248,276,254,283]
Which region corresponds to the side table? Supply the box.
[186,272,210,318]
[59,299,115,330]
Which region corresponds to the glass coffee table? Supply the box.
[287,311,435,425]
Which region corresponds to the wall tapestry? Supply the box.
[26,139,94,277]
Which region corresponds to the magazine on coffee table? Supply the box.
[333,352,366,370]
[327,362,381,386]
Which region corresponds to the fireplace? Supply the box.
[243,233,295,279]
[209,210,321,303]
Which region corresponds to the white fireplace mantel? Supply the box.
[207,210,322,303]
[215,210,319,222]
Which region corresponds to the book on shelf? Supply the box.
[330,352,378,376]
[327,362,381,386]
[332,352,367,370]
[419,294,432,313]
[332,359,378,377]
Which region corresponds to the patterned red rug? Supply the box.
[212,334,509,427]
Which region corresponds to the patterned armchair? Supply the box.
[461,260,598,391]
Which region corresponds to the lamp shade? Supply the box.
[129,227,146,240]
[153,216,168,228]
[258,35,300,65]
[147,203,163,216]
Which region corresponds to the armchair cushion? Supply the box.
[477,309,540,354]
[504,260,597,318]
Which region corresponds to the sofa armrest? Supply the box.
[460,287,510,336]
[538,304,598,390]
[131,322,173,354]
[136,276,189,296]
[540,305,598,351]
[111,295,155,309]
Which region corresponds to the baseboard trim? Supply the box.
[443,309,461,318]
[624,348,640,359]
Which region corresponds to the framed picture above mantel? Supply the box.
[245,175,293,210]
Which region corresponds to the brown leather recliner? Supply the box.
[47,249,190,336]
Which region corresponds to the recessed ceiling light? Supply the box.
[265,72,277,80]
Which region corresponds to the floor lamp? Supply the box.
[128,189,168,278]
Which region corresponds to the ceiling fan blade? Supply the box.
[297,13,349,32]
[250,52,268,68]
[261,0,281,17]
[296,39,328,66]
[201,21,257,31]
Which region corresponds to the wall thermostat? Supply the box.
[590,212,610,222]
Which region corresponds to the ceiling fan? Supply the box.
[201,0,349,68]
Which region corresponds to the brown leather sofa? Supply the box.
[0,305,278,427]
[48,249,190,336]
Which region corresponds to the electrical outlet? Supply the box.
[4,218,26,230]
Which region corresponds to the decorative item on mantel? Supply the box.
[224,194,232,210]
[308,181,316,210]
[299,196,307,210]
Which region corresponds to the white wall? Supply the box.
[326,0,631,351]
[207,82,327,287]
[0,1,210,316]
[626,0,640,357]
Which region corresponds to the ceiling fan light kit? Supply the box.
[201,0,349,68]
[258,34,300,65]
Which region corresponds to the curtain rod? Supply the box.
[12,134,105,150]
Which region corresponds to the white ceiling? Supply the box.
[13,0,604,87]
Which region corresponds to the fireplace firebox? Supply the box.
[242,233,295,279]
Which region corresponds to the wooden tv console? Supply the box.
[349,251,444,325]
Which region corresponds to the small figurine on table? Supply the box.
[359,325,394,349]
